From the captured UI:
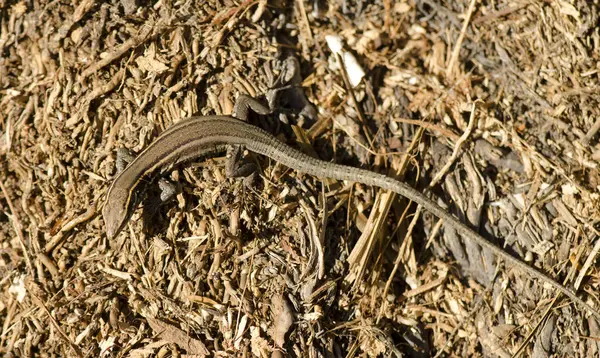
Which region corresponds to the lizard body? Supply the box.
[102,97,600,320]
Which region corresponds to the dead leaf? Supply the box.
[146,317,209,355]
[268,294,294,348]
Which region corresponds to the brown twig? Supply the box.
[391,117,461,141]
[29,290,84,357]
[446,0,477,80]
[430,101,479,187]
[79,24,155,80]
[44,201,98,254]
[0,179,33,274]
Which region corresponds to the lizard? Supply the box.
[102,94,600,320]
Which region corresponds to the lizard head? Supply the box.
[102,187,131,239]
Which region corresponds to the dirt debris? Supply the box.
[1,0,600,356]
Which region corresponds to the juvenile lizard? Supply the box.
[102,95,600,320]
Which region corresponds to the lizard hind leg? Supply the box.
[226,145,258,188]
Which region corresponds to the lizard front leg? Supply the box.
[116,147,177,206]
[226,94,273,186]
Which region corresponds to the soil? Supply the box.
[1,0,600,357]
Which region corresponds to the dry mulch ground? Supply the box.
[1,0,600,357]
